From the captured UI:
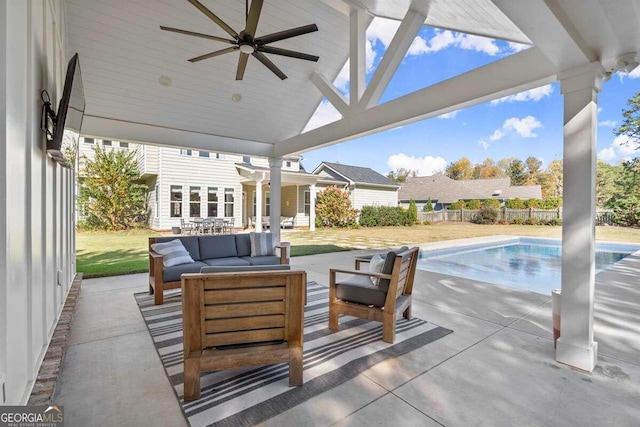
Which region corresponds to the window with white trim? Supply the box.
[265,191,271,216]
[190,186,201,217]
[154,185,159,218]
[180,149,192,156]
[304,190,310,216]
[224,188,234,217]
[170,185,182,217]
[207,187,218,217]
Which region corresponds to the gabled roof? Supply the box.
[398,173,541,203]
[312,162,399,188]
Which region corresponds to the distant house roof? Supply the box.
[312,162,399,188]
[398,173,541,203]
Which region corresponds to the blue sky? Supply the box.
[300,18,640,176]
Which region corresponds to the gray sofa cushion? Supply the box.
[335,274,387,307]
[202,257,251,267]
[199,235,237,259]
[235,234,251,257]
[163,261,208,282]
[155,236,201,261]
[200,264,291,273]
[241,255,282,266]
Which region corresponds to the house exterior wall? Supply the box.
[350,185,398,211]
[0,0,76,404]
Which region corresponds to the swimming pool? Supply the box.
[417,238,640,295]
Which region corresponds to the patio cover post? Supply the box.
[309,184,316,231]
[256,180,263,232]
[269,158,283,244]
[556,62,605,372]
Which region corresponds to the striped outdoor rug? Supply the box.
[135,282,452,427]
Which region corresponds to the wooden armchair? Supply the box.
[329,247,419,343]
[181,269,306,401]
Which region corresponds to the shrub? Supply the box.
[359,205,412,226]
[544,218,562,226]
[422,220,432,225]
[466,199,482,210]
[423,198,434,212]
[482,199,501,208]
[540,197,562,209]
[408,199,418,224]
[315,186,359,228]
[524,217,539,225]
[510,217,525,225]
[449,200,466,210]
[472,206,499,224]
[525,198,540,208]
[505,198,526,209]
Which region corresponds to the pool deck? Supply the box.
[54,237,640,426]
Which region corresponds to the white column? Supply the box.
[269,157,282,244]
[255,180,263,233]
[556,62,605,372]
[309,184,316,231]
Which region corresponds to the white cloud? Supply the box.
[303,100,342,132]
[503,116,543,138]
[598,147,617,162]
[489,129,504,141]
[506,42,530,53]
[490,84,553,105]
[438,111,458,119]
[483,116,543,148]
[598,120,617,128]
[617,65,640,81]
[457,34,500,55]
[387,153,447,176]
[421,30,500,56]
[597,134,640,162]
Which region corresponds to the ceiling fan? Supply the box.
[161,0,319,80]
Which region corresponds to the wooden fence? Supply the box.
[418,208,615,225]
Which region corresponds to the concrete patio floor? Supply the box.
[54,237,640,426]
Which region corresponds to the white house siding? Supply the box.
[351,185,398,211]
[281,186,298,219]
[155,149,245,230]
[1,0,76,404]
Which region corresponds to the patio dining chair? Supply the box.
[329,247,419,343]
[180,218,194,235]
[202,218,214,235]
[223,217,235,234]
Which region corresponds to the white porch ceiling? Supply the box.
[66,0,640,158]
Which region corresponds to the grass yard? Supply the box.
[76,224,640,278]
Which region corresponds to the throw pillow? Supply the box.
[368,254,385,286]
[151,239,194,267]
[250,232,276,257]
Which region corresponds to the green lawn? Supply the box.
[76,224,640,278]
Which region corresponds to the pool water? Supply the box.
[417,239,639,294]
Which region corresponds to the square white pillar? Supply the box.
[556,63,606,372]
[309,184,316,231]
[255,180,263,233]
[269,158,282,244]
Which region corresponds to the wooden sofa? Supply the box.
[181,269,306,400]
[149,234,289,305]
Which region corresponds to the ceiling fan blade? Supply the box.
[236,53,250,80]
[188,0,240,40]
[244,0,263,39]
[159,26,235,44]
[258,46,319,62]
[255,24,318,45]
[252,51,287,80]
[188,47,237,63]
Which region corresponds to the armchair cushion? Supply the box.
[163,261,208,282]
[368,254,386,286]
[199,235,238,259]
[250,232,276,256]
[242,255,283,266]
[151,239,195,267]
[335,274,388,307]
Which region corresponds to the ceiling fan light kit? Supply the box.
[161,0,319,80]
